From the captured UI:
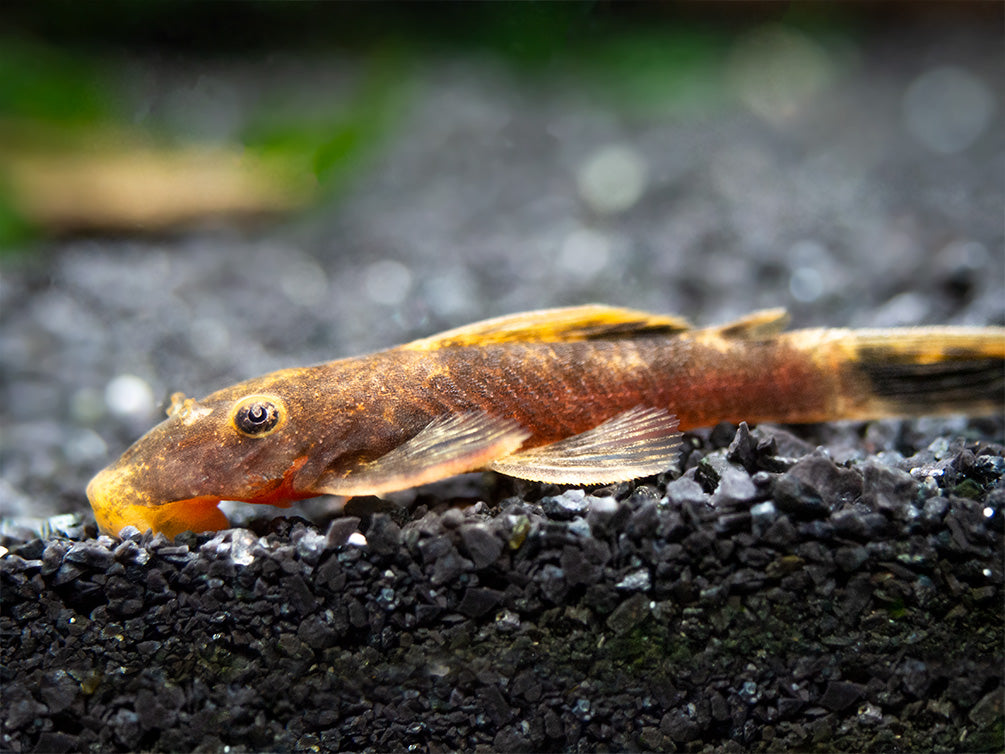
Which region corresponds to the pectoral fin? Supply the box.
[488,407,682,484]
[314,412,531,497]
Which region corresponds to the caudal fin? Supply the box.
[830,327,1005,420]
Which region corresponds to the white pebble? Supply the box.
[348,531,368,547]
[229,529,258,567]
[586,496,618,515]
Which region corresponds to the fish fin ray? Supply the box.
[489,407,681,484]
[714,308,790,340]
[402,305,691,350]
[314,412,530,496]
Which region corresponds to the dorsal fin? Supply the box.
[402,305,691,350]
[714,308,790,340]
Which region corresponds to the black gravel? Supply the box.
[2,17,1004,754]
[3,424,1003,752]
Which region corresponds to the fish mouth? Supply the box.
[86,466,229,538]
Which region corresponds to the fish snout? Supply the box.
[86,463,228,538]
[86,464,143,535]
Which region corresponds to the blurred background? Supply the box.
[1,2,1002,523]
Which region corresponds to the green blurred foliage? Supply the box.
[0,38,117,249]
[241,51,410,199]
[2,0,991,248]
[0,176,35,248]
[0,37,113,124]
[573,30,728,115]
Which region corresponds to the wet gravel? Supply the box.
[2,20,1004,754]
[3,424,1003,752]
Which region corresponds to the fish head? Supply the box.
[87,372,331,537]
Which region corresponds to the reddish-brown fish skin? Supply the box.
[382,339,826,438]
[86,306,1005,537]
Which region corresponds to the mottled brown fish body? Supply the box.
[263,338,822,471]
[339,329,1000,442]
[86,306,1005,537]
[365,338,826,441]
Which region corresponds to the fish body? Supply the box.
[86,306,1005,537]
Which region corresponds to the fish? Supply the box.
[86,305,1005,538]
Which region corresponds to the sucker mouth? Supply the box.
[86,466,229,538]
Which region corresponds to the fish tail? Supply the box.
[805,326,1005,420]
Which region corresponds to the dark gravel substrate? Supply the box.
[3,420,1004,753]
[2,16,1004,754]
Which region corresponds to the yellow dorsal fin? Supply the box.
[713,308,790,340]
[402,305,691,350]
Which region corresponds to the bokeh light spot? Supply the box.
[105,374,155,419]
[576,144,648,214]
[559,228,611,279]
[728,25,833,126]
[902,66,995,154]
[364,259,413,306]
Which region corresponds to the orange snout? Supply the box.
[86,464,229,538]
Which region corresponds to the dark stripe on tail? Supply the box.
[857,355,1004,414]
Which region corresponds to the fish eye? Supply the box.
[231,394,285,437]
